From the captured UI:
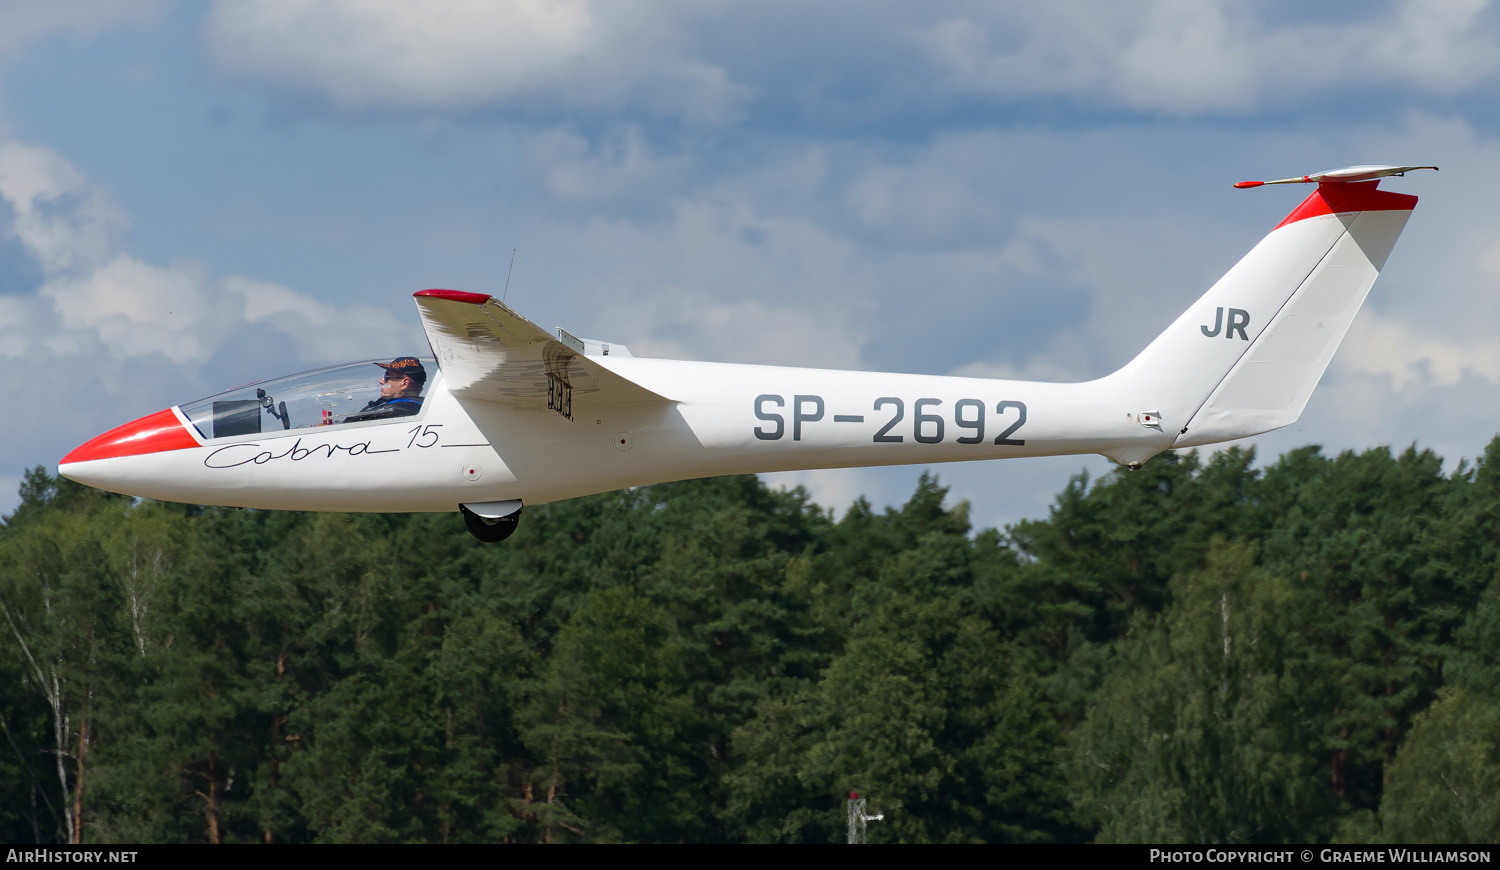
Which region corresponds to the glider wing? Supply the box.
[413,289,671,412]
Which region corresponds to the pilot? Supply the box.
[343,356,427,423]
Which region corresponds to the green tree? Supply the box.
[1256,445,1472,811]
[727,480,1074,843]
[0,471,133,843]
[520,585,699,842]
[1072,541,1337,843]
[1376,687,1500,843]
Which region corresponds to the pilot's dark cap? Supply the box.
[375,356,427,384]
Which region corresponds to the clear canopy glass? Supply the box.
[180,358,435,440]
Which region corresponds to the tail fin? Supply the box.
[1108,178,1420,448]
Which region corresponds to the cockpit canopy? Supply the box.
[180,358,436,440]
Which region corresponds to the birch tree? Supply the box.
[0,488,123,844]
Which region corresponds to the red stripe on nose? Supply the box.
[61,409,200,465]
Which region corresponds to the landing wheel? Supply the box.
[461,504,523,543]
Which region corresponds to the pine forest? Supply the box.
[4,440,1500,844]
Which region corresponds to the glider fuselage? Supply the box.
[59,168,1434,536]
[59,359,1167,512]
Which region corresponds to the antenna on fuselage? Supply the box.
[503,248,517,304]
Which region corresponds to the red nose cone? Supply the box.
[61,409,200,465]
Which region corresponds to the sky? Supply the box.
[3,0,1500,531]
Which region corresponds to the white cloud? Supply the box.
[921,0,1500,115]
[605,285,867,369]
[759,467,872,519]
[1374,0,1499,90]
[528,187,890,368]
[43,256,217,363]
[842,143,1014,245]
[0,140,413,367]
[1339,311,1500,393]
[0,0,168,58]
[228,275,416,361]
[511,125,1236,381]
[532,126,692,203]
[208,0,592,108]
[0,294,48,358]
[195,1,1500,129]
[201,0,1499,126]
[948,358,1084,383]
[204,0,754,124]
[0,142,124,273]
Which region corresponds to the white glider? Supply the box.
[59,167,1434,541]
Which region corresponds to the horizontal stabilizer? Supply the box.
[1234,165,1436,188]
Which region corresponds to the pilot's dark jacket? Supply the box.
[344,396,423,424]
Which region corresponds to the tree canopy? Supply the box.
[3,442,1499,843]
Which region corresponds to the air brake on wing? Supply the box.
[1232,165,1438,189]
[556,328,633,358]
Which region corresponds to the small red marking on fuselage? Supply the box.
[415,289,491,305]
[61,409,200,465]
[1274,181,1418,230]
